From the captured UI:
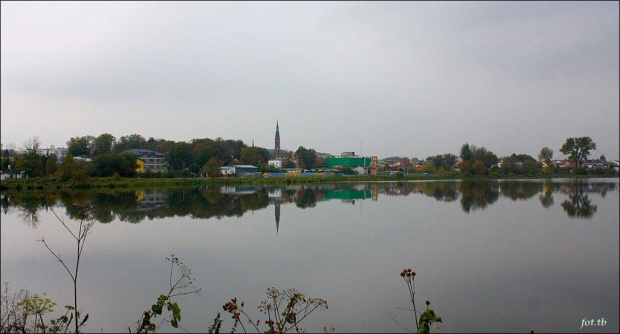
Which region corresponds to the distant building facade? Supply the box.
[126,149,165,172]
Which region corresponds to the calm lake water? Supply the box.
[1,179,618,333]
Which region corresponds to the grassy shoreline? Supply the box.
[1,173,617,194]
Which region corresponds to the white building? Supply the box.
[268,159,282,168]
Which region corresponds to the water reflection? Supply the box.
[460,181,500,213]
[560,181,598,218]
[1,180,616,226]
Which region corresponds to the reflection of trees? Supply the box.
[295,188,318,209]
[561,183,598,218]
[500,182,543,201]
[538,182,556,208]
[1,194,56,228]
[16,195,46,228]
[459,181,500,213]
[418,182,459,202]
[539,192,554,208]
[2,180,615,223]
[91,192,138,223]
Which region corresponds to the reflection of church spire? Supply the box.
[275,201,281,234]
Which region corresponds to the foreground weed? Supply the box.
[392,268,442,333]
[129,255,201,333]
[214,287,328,333]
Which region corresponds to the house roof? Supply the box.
[126,149,164,157]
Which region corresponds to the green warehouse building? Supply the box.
[324,156,373,168]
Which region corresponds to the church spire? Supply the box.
[275,120,281,154]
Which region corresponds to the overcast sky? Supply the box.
[2,2,618,159]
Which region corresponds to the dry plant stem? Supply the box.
[409,282,418,330]
[401,268,419,331]
[38,208,95,334]
[390,307,415,332]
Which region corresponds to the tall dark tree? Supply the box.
[202,157,222,177]
[191,139,213,168]
[114,134,147,153]
[432,153,457,171]
[67,136,94,157]
[45,156,58,176]
[471,146,499,168]
[92,153,137,177]
[560,137,596,168]
[538,146,554,164]
[442,153,458,171]
[20,136,45,177]
[156,140,176,156]
[460,143,473,162]
[92,133,116,156]
[240,147,270,166]
[145,137,165,152]
[295,146,317,170]
[167,142,192,170]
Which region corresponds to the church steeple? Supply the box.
[274,120,281,155]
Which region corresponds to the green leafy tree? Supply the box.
[240,147,269,166]
[295,146,317,170]
[191,140,212,169]
[460,143,497,168]
[20,137,45,177]
[202,157,222,177]
[538,146,553,164]
[560,137,596,168]
[472,160,487,175]
[433,153,457,171]
[521,160,541,176]
[500,153,538,175]
[67,136,94,157]
[459,160,473,176]
[92,133,116,156]
[441,153,458,171]
[459,143,473,162]
[282,152,296,168]
[21,152,44,178]
[167,142,192,171]
[114,134,148,153]
[145,137,165,152]
[471,146,498,168]
[155,140,176,156]
[421,163,437,174]
[188,163,200,176]
[92,153,137,177]
[45,157,58,176]
[55,153,76,181]
[432,155,444,170]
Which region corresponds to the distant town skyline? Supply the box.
[2,2,618,159]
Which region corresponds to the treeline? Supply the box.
[2,134,280,179]
[65,133,252,170]
[2,134,615,180]
[405,137,613,177]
